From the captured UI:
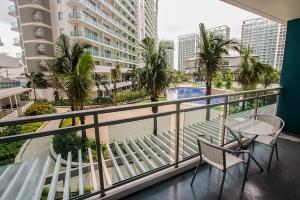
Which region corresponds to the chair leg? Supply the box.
[218,171,226,200]
[252,142,255,152]
[209,165,212,174]
[242,155,251,191]
[275,143,279,160]
[190,158,202,186]
[267,146,275,171]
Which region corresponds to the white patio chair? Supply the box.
[190,136,251,200]
[249,114,285,171]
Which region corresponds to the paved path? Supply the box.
[20,107,68,161]
[20,119,61,161]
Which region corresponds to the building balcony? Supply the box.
[10,21,18,32]
[13,37,21,46]
[1,87,295,200]
[8,5,16,17]
[69,11,137,48]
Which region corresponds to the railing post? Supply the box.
[221,96,228,146]
[93,114,105,197]
[254,92,259,115]
[175,102,180,168]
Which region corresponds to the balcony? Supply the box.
[8,5,16,17]
[10,21,18,32]
[0,87,293,199]
[13,37,21,46]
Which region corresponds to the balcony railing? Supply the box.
[0,87,281,199]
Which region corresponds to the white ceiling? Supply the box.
[220,0,300,25]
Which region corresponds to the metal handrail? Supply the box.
[0,87,282,198]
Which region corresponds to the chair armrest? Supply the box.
[224,148,250,155]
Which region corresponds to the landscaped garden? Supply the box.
[0,101,56,165]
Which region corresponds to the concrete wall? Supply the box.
[278,18,300,134]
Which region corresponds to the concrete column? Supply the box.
[14,95,19,108]
[9,96,13,111]
[278,18,300,134]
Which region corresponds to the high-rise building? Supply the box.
[161,40,174,68]
[9,0,158,80]
[241,18,286,70]
[208,25,230,40]
[178,33,199,71]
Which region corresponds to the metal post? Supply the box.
[175,102,180,168]
[221,96,228,146]
[254,92,259,115]
[9,96,13,111]
[93,114,105,197]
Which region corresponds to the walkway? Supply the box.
[20,107,68,161]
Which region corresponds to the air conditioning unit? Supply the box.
[36,43,47,55]
[32,10,43,22]
[34,27,45,39]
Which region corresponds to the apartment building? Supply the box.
[241,18,286,70]
[178,33,199,71]
[8,0,158,81]
[208,25,230,40]
[161,40,174,68]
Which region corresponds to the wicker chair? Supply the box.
[190,137,251,200]
[249,114,285,171]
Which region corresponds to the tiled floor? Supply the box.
[122,137,300,200]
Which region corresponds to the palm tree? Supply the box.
[51,34,91,114]
[128,65,142,90]
[237,47,265,91]
[195,23,239,119]
[94,73,109,97]
[260,65,280,88]
[51,34,94,145]
[111,64,121,106]
[140,37,170,135]
[24,72,47,101]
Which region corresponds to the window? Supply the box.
[58,12,63,20]
[57,0,62,3]
[59,28,64,35]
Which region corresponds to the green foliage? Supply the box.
[213,72,224,88]
[168,69,191,84]
[24,101,56,116]
[140,37,170,104]
[237,47,266,91]
[224,71,233,89]
[260,65,280,88]
[115,90,147,103]
[196,23,239,95]
[93,96,113,105]
[0,122,43,165]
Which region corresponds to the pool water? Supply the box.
[168,87,224,104]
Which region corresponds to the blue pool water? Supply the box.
[168,87,224,104]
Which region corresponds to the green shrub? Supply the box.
[24,101,56,116]
[213,72,224,88]
[0,122,43,165]
[115,90,147,103]
[93,96,113,105]
[224,72,233,89]
[51,99,71,106]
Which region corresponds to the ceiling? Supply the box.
[220,0,300,25]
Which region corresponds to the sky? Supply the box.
[0,0,260,66]
[158,0,260,69]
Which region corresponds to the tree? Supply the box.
[195,23,239,119]
[111,64,121,106]
[24,72,47,101]
[237,47,265,91]
[260,65,280,88]
[140,37,170,135]
[128,65,142,90]
[224,71,233,89]
[94,73,109,97]
[51,34,94,145]
[51,34,92,115]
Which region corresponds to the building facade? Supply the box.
[178,33,199,71]
[241,18,286,70]
[161,40,174,68]
[208,25,230,40]
[9,0,158,81]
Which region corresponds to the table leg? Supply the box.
[251,155,264,172]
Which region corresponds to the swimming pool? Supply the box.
[167,87,224,104]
